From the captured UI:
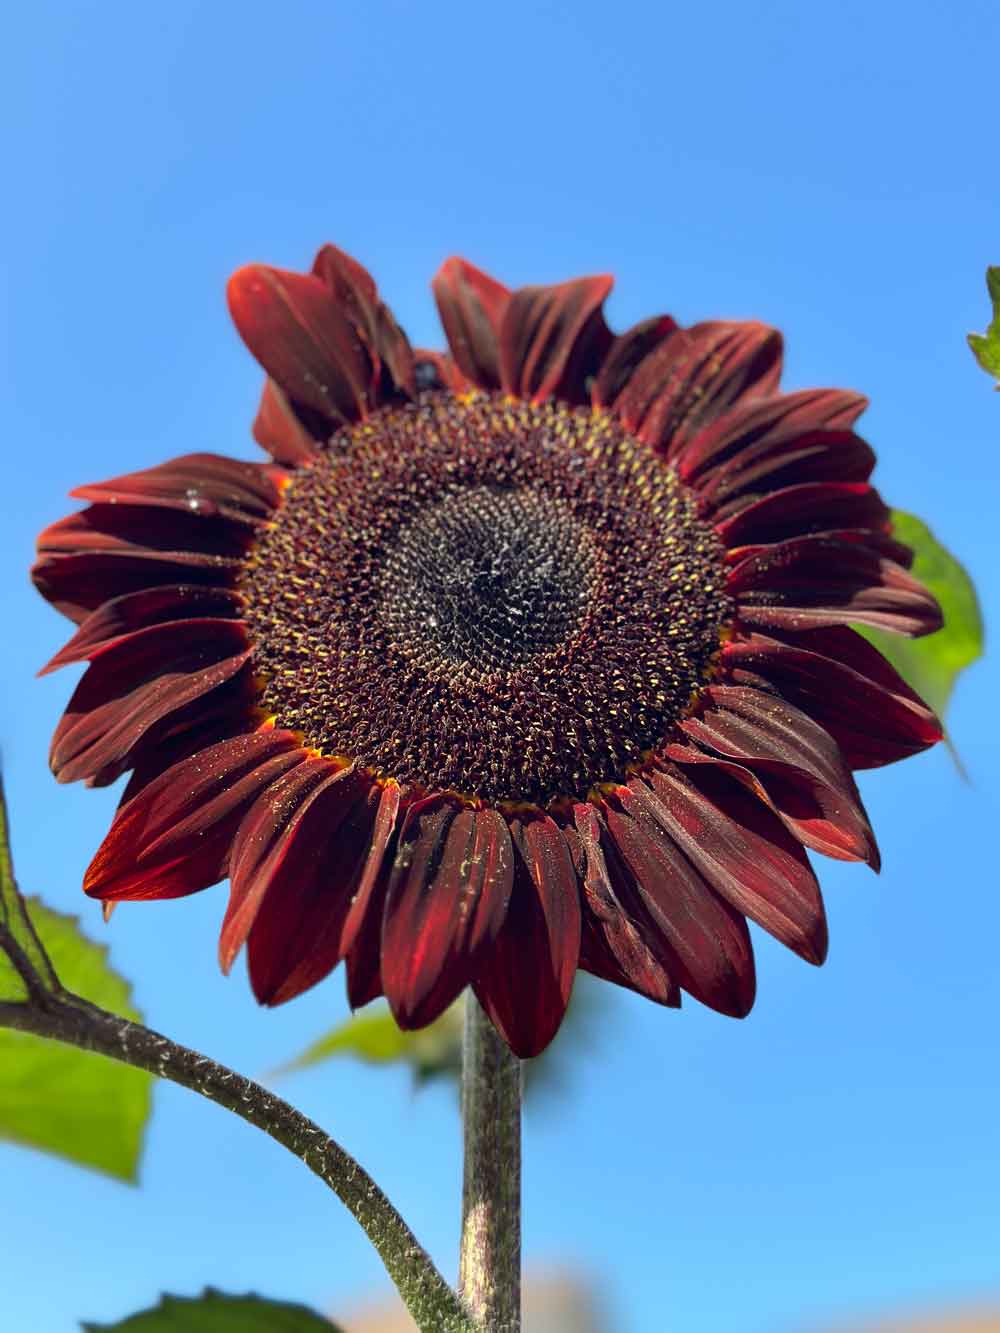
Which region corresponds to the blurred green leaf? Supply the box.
[0,898,152,1180]
[276,976,605,1099]
[861,510,983,722]
[81,1288,341,1331]
[968,266,1000,385]
[0,779,58,1002]
[275,1000,464,1086]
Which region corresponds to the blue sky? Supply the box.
[2,2,998,1330]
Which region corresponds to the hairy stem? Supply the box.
[459,995,522,1332]
[0,992,478,1333]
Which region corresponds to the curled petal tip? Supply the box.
[226,262,271,304]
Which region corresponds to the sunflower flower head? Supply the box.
[33,244,943,1056]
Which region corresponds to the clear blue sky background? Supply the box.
[2,3,998,1330]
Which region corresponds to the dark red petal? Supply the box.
[702,430,878,520]
[41,586,244,675]
[345,924,385,1008]
[117,709,256,804]
[341,783,402,1011]
[312,244,378,330]
[591,316,678,408]
[83,730,305,901]
[383,800,514,1029]
[640,768,827,964]
[612,320,783,455]
[569,811,688,1003]
[227,264,371,425]
[219,757,344,972]
[374,301,417,399]
[714,482,890,549]
[577,913,680,1005]
[33,502,248,622]
[677,388,868,490]
[672,684,879,866]
[432,257,510,390]
[311,244,416,401]
[37,503,252,560]
[722,628,942,768]
[32,550,240,624]
[76,671,256,791]
[50,620,252,784]
[474,812,582,1058]
[71,453,283,524]
[246,768,379,1005]
[559,310,615,405]
[338,780,402,959]
[572,804,679,1004]
[602,792,756,1017]
[500,276,614,404]
[252,378,324,464]
[729,535,943,636]
[104,659,257,785]
[725,525,913,571]
[381,795,458,1023]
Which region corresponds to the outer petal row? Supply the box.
[721,627,942,769]
[79,689,870,1055]
[670,684,880,867]
[33,452,280,624]
[228,244,417,464]
[49,618,253,785]
[728,536,942,636]
[35,453,285,794]
[433,257,613,405]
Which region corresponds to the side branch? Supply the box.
[0,994,478,1333]
[0,923,57,1005]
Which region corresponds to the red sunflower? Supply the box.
[33,245,943,1057]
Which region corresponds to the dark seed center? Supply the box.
[379,485,599,678]
[239,392,730,804]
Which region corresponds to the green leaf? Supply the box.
[274,1000,464,1086]
[860,510,983,722]
[968,266,1000,385]
[275,976,605,1098]
[81,1288,342,1331]
[0,779,58,1001]
[0,897,152,1180]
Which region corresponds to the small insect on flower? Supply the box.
[33,245,943,1056]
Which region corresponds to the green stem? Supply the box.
[0,992,479,1333]
[459,995,522,1332]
